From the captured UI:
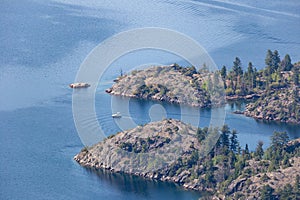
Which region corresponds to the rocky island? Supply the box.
[75,119,300,199]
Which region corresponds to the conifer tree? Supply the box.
[281,54,293,71]
[220,65,227,80]
[272,50,280,72]
[254,140,264,160]
[220,125,230,151]
[230,129,239,153]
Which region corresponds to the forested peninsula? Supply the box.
[106,50,300,124]
[75,119,300,199]
[75,50,300,199]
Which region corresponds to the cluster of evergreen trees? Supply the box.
[169,124,300,198]
[197,125,254,191]
[220,50,299,96]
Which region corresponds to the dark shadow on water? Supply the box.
[254,119,300,137]
[85,167,174,196]
[84,167,203,199]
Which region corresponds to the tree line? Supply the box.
[168,124,300,199]
[219,50,300,96]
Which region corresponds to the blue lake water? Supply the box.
[1,0,300,199]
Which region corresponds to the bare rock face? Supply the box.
[74,119,204,186]
[223,157,300,200]
[244,87,300,124]
[74,119,226,193]
[212,139,300,200]
[106,65,225,107]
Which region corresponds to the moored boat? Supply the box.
[112,112,121,118]
[69,83,90,88]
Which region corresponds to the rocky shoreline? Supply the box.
[107,63,300,125]
[225,93,261,101]
[74,119,208,191]
[74,118,300,199]
[85,56,300,198]
[74,149,207,191]
[244,87,300,124]
[106,65,224,108]
[106,87,208,107]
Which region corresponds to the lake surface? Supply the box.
[1,0,299,199]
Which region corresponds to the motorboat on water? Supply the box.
[69,82,90,88]
[112,112,122,118]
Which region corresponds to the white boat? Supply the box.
[69,82,90,88]
[112,112,121,118]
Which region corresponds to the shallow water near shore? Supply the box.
[1,0,300,199]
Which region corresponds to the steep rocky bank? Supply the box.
[74,119,208,190]
[244,87,300,124]
[213,141,300,199]
[223,157,300,199]
[74,119,300,198]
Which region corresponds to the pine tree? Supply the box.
[245,144,249,154]
[264,50,273,87]
[230,129,239,153]
[281,54,293,71]
[220,125,230,151]
[245,62,255,91]
[254,140,264,160]
[233,57,243,76]
[247,62,254,75]
[220,65,227,80]
[272,50,280,72]
[244,144,250,160]
[264,50,280,80]
[265,50,273,69]
[229,150,236,168]
[271,131,289,149]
